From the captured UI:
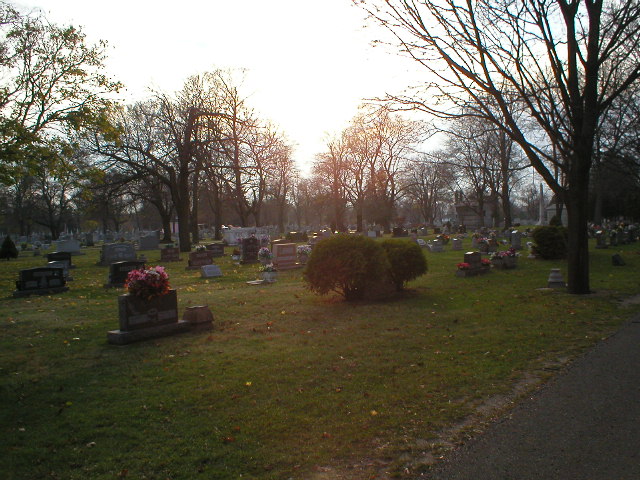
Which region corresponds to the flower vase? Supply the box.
[261,271,277,283]
[503,256,517,269]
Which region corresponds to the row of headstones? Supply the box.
[595,230,637,249]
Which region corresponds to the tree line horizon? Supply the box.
[1,0,639,293]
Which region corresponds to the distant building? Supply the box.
[453,191,495,229]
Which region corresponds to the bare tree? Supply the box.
[357,0,640,293]
[404,152,454,225]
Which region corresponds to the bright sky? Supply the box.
[15,0,421,174]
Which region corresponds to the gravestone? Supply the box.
[139,235,160,251]
[53,238,82,255]
[610,231,619,247]
[201,264,223,278]
[99,243,137,266]
[47,251,74,269]
[367,231,378,238]
[160,246,181,262]
[612,254,626,266]
[187,251,213,270]
[108,289,190,345]
[105,260,146,288]
[85,233,94,247]
[47,261,72,281]
[206,243,225,257]
[392,227,408,237]
[510,231,523,250]
[429,239,444,252]
[452,238,463,251]
[273,243,298,270]
[464,251,482,268]
[595,231,608,249]
[416,238,427,248]
[240,237,260,264]
[13,267,68,297]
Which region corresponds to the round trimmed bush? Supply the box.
[532,225,568,259]
[380,239,428,291]
[303,234,391,301]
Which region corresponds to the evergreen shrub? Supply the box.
[532,226,568,259]
[380,239,428,291]
[303,234,390,301]
[0,236,19,260]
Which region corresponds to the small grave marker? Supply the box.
[201,264,223,278]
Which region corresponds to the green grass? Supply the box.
[1,235,639,479]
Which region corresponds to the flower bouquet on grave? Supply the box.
[259,263,278,283]
[455,262,472,277]
[258,247,272,264]
[481,258,491,268]
[297,244,312,264]
[259,263,277,273]
[491,247,517,269]
[436,233,450,245]
[124,266,171,300]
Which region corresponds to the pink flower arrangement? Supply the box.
[481,258,491,266]
[492,247,517,259]
[457,262,471,270]
[125,266,171,299]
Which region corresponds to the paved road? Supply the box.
[426,317,640,480]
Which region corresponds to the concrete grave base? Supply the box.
[13,286,69,298]
[107,320,192,345]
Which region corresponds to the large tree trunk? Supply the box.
[592,163,604,225]
[191,175,200,244]
[565,156,591,295]
[161,214,172,243]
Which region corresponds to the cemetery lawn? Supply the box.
[1,238,639,480]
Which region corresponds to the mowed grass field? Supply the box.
[1,234,639,479]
